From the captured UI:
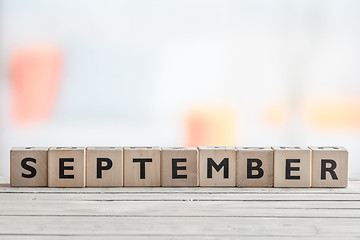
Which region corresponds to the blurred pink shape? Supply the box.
[11,46,62,125]
[185,107,237,147]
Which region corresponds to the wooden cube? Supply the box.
[10,147,48,187]
[272,146,311,188]
[48,147,86,188]
[161,147,198,187]
[123,147,160,186]
[86,147,123,187]
[310,146,348,188]
[237,147,274,187]
[199,146,236,186]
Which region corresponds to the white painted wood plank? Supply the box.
[0,216,359,237]
[1,177,360,194]
[0,236,353,240]
[1,177,360,238]
[1,192,360,201]
[0,200,359,218]
[0,199,359,209]
[2,187,360,194]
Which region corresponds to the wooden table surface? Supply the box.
[0,176,359,239]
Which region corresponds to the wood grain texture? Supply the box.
[86,147,123,187]
[48,147,86,188]
[0,176,359,239]
[10,147,48,187]
[272,146,311,188]
[237,147,274,187]
[310,146,348,188]
[199,147,236,186]
[161,147,198,187]
[123,147,160,187]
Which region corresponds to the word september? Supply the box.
[10,146,348,188]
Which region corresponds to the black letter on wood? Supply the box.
[21,158,37,178]
[247,159,264,179]
[97,158,113,178]
[285,159,300,180]
[321,159,338,180]
[59,158,74,179]
[172,158,187,179]
[133,158,152,179]
[207,158,229,178]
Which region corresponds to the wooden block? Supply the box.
[10,147,48,187]
[161,147,198,187]
[236,147,274,187]
[48,147,85,188]
[123,147,160,187]
[272,146,311,188]
[199,146,236,186]
[310,146,348,188]
[86,147,123,187]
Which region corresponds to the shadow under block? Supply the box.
[48,147,86,188]
[86,147,123,187]
[161,147,198,187]
[310,146,348,188]
[236,147,274,187]
[272,147,311,188]
[123,147,160,187]
[199,147,236,186]
[10,147,48,187]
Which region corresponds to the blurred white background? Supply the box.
[1,0,360,177]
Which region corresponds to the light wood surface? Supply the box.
[10,147,48,187]
[310,146,348,188]
[48,147,86,188]
[0,176,359,239]
[273,146,311,188]
[161,147,198,187]
[237,147,274,187]
[86,147,123,187]
[199,146,236,186]
[123,147,160,187]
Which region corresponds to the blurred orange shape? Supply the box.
[304,96,360,130]
[185,107,236,147]
[263,102,289,127]
[11,46,62,126]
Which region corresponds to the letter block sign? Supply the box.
[199,146,236,186]
[123,147,161,187]
[9,145,349,188]
[237,147,274,187]
[161,147,198,187]
[272,146,311,188]
[48,147,86,187]
[86,147,123,187]
[10,147,48,187]
[310,146,348,188]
